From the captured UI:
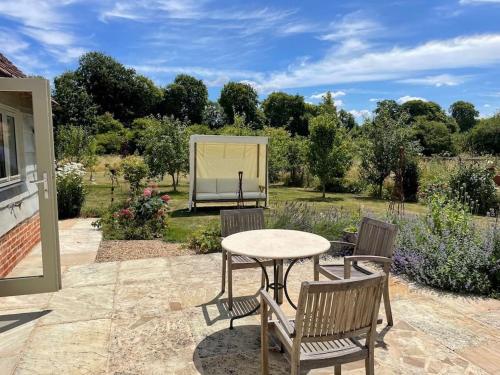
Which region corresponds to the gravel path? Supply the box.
[95,240,195,262]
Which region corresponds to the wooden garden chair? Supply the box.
[220,208,283,310]
[315,217,398,326]
[261,274,385,375]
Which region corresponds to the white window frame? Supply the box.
[0,104,23,187]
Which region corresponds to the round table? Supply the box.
[222,229,330,329]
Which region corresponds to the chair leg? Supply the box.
[260,299,269,375]
[335,365,341,375]
[365,353,374,375]
[221,250,227,293]
[261,268,265,288]
[278,260,284,304]
[383,278,393,326]
[313,255,319,281]
[291,358,300,375]
[228,254,233,311]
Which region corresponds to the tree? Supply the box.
[308,114,352,198]
[162,74,208,124]
[121,155,149,193]
[55,125,94,162]
[401,100,447,123]
[218,82,259,127]
[338,109,357,130]
[468,114,500,154]
[449,101,479,132]
[76,52,162,123]
[260,127,291,182]
[318,91,337,116]
[286,136,309,186]
[262,92,308,135]
[413,119,455,156]
[93,113,129,154]
[360,108,420,198]
[52,72,97,131]
[202,101,226,129]
[374,100,401,120]
[141,116,187,191]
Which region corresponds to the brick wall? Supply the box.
[0,213,40,277]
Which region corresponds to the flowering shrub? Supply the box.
[56,162,86,219]
[187,221,221,254]
[94,187,170,239]
[121,155,149,193]
[392,192,498,295]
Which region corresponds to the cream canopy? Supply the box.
[188,135,268,210]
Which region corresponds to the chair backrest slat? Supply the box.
[354,217,397,258]
[220,208,265,237]
[294,274,385,343]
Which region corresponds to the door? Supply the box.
[0,78,61,297]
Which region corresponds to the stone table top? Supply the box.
[221,229,330,260]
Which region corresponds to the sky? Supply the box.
[1,0,500,120]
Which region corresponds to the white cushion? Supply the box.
[217,179,239,193]
[217,192,239,200]
[242,178,260,192]
[196,178,217,193]
[243,192,266,199]
[196,192,220,200]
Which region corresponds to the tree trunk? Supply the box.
[378,181,383,199]
[171,174,177,192]
[176,171,180,186]
[322,183,326,198]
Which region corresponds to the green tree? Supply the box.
[55,125,94,162]
[218,82,259,127]
[374,100,401,120]
[360,108,420,198]
[76,52,162,123]
[121,155,149,193]
[162,74,208,124]
[401,100,448,123]
[308,114,352,198]
[338,109,357,130]
[449,101,479,132]
[318,91,337,116]
[286,135,309,186]
[413,119,455,156]
[260,127,291,182]
[468,114,500,154]
[93,113,129,154]
[262,92,308,135]
[202,101,226,129]
[141,117,187,191]
[52,72,97,131]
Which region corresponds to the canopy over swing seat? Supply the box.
[188,135,268,211]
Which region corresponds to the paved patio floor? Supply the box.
[1,219,500,374]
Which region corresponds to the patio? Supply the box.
[1,219,500,374]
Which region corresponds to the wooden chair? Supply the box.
[220,208,283,310]
[261,274,385,375]
[316,217,398,326]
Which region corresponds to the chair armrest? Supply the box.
[330,240,356,247]
[344,255,391,278]
[260,290,295,337]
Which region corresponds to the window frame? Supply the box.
[0,104,23,188]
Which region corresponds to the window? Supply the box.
[0,110,21,185]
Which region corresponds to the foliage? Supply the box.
[52,72,97,131]
[261,127,291,182]
[219,113,255,136]
[286,135,309,186]
[161,74,208,124]
[141,116,187,191]
[186,221,222,253]
[121,155,149,193]
[56,162,87,219]
[218,81,259,127]
[400,100,448,124]
[128,117,157,154]
[449,101,479,132]
[55,125,94,162]
[76,52,162,123]
[449,163,496,215]
[392,193,497,295]
[413,119,455,156]
[202,101,226,129]
[318,92,338,116]
[338,109,357,130]
[360,107,421,198]
[308,114,352,197]
[94,113,129,154]
[94,187,170,240]
[262,92,308,135]
[402,159,420,202]
[374,100,401,120]
[468,114,500,154]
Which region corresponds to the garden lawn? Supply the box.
[81,170,429,243]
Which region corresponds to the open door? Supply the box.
[0,78,61,297]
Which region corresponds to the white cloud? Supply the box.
[248,34,500,91]
[397,95,428,104]
[310,91,346,100]
[484,104,491,107]
[460,0,500,4]
[349,109,372,119]
[398,74,467,87]
[334,99,343,107]
[319,12,382,41]
[369,98,382,102]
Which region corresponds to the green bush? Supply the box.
[413,120,455,156]
[402,159,419,202]
[468,115,500,155]
[186,221,222,253]
[121,155,149,193]
[449,164,496,214]
[94,188,170,240]
[56,162,87,219]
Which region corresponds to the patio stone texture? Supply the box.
[1,219,499,374]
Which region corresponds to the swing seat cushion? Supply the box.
[195,178,266,201]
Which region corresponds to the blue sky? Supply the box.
[1,0,500,120]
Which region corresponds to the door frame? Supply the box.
[0,78,61,297]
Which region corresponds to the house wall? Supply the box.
[0,92,40,276]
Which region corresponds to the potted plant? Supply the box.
[342,225,358,245]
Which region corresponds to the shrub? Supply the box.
[186,221,222,254]
[402,159,419,202]
[56,162,86,219]
[413,120,455,156]
[121,155,149,193]
[468,114,500,155]
[94,187,170,239]
[392,193,497,295]
[449,163,496,214]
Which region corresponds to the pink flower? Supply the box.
[119,208,133,219]
[143,188,152,198]
[160,194,171,202]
